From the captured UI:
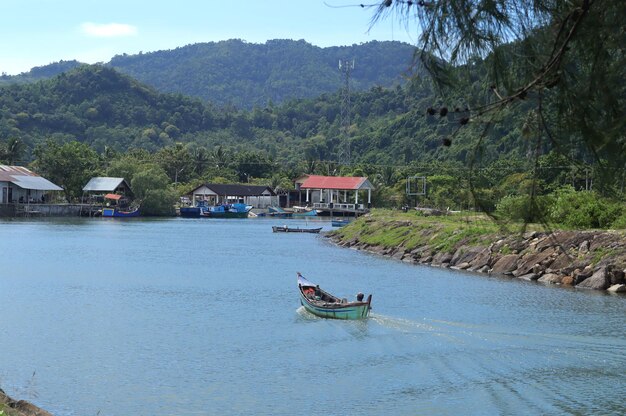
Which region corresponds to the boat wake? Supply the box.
[370,313,626,356]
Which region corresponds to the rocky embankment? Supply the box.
[329,225,626,293]
[0,389,51,416]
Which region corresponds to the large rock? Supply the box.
[535,231,593,251]
[517,273,540,281]
[431,251,453,266]
[576,267,610,290]
[549,252,576,272]
[573,266,594,284]
[607,284,626,293]
[450,246,485,266]
[538,273,562,284]
[609,269,625,285]
[468,247,493,269]
[513,247,556,276]
[491,254,519,274]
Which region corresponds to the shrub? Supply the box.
[495,194,553,223]
[547,186,624,229]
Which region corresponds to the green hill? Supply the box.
[108,39,415,109]
[0,39,416,110]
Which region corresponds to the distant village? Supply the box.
[0,164,374,218]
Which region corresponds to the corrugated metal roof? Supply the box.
[0,165,63,191]
[192,183,275,196]
[0,165,38,182]
[82,177,126,191]
[10,175,63,191]
[300,175,373,190]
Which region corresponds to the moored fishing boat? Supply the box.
[331,218,351,227]
[291,206,319,217]
[272,226,322,233]
[297,272,372,320]
[202,203,252,218]
[179,206,202,218]
[102,207,140,218]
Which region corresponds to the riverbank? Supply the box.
[327,210,626,293]
[0,389,51,416]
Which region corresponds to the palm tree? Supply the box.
[4,137,25,165]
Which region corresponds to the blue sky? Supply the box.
[0,1,417,75]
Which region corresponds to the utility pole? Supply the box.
[338,59,354,165]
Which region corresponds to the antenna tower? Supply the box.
[338,59,354,165]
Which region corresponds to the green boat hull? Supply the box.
[299,291,371,320]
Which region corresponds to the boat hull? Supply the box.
[299,293,371,320]
[292,210,318,217]
[102,208,140,218]
[179,207,202,218]
[273,226,322,233]
[203,211,249,218]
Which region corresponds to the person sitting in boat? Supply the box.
[303,287,315,298]
[356,292,364,302]
[314,285,321,300]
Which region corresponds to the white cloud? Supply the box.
[80,22,138,38]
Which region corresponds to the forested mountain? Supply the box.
[0,62,535,169]
[0,60,83,84]
[0,39,415,109]
[0,40,540,171]
[109,39,414,108]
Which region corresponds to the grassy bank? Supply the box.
[331,209,509,253]
[328,209,626,290]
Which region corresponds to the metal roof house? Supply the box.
[189,183,277,208]
[295,174,374,214]
[0,165,63,205]
[82,177,133,196]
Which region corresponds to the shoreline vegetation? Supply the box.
[327,210,626,293]
[0,389,51,416]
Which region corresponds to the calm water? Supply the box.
[0,217,625,416]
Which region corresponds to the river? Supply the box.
[0,217,624,415]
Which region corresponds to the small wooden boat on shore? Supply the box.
[272,226,322,233]
[297,272,372,320]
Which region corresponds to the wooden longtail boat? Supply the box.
[297,272,372,320]
[273,226,322,233]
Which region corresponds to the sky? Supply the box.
[0,0,417,75]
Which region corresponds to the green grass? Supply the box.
[330,209,501,253]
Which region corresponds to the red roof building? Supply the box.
[295,174,374,209]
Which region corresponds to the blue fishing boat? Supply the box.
[202,203,251,218]
[267,206,293,218]
[331,218,351,227]
[102,207,140,218]
[297,272,372,320]
[292,209,318,217]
